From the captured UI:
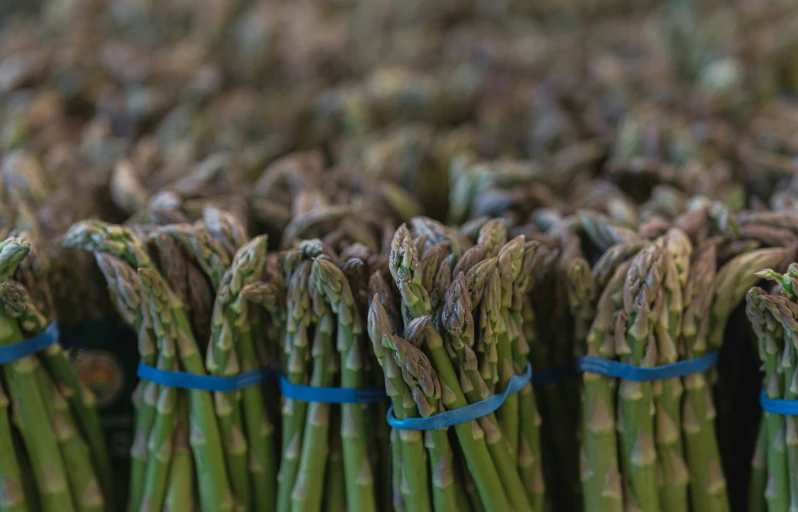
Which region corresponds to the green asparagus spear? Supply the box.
[618,245,661,512]
[682,243,727,512]
[164,393,194,512]
[0,380,28,512]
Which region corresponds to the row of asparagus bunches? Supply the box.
[6,202,796,512]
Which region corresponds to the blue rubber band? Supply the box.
[760,390,798,416]
[0,321,59,364]
[137,362,280,392]
[577,351,719,381]
[531,351,719,385]
[279,376,387,404]
[387,363,532,431]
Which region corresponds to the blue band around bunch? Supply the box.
[137,362,280,392]
[0,322,59,365]
[279,377,388,404]
[531,350,719,386]
[760,390,798,415]
[387,363,532,431]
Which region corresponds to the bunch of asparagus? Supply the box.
[746,264,798,512]
[0,234,112,511]
[62,213,282,512]
[266,237,391,512]
[366,217,546,511]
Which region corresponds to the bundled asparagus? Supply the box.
[746,264,798,512]
[62,216,282,512]
[270,239,388,512]
[365,217,545,511]
[0,236,112,511]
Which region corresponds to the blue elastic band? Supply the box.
[137,362,280,392]
[387,363,532,431]
[279,376,387,404]
[577,351,719,381]
[760,390,798,416]
[531,350,719,385]
[0,321,59,364]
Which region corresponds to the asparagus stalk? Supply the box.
[618,244,661,512]
[510,242,546,510]
[290,302,335,512]
[164,393,194,512]
[652,231,690,512]
[208,291,249,512]
[494,237,524,456]
[0,380,28,512]
[748,422,767,512]
[682,242,728,512]
[325,406,347,512]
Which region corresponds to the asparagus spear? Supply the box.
[748,422,768,512]
[0,380,28,512]
[164,393,194,512]
[681,243,727,512]
[290,301,335,512]
[325,406,347,512]
[513,242,546,510]
[495,237,524,455]
[652,231,691,512]
[618,244,661,512]
[207,282,249,511]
